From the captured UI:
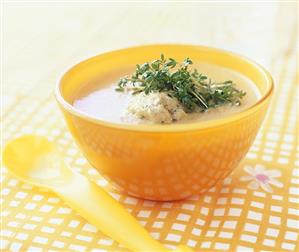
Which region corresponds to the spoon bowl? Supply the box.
[3,135,69,187]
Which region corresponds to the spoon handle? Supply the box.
[54,171,175,252]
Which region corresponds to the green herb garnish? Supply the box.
[117,54,246,112]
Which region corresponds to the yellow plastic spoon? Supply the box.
[3,135,193,252]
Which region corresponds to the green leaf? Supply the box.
[116,54,246,112]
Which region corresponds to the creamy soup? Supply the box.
[73,63,260,124]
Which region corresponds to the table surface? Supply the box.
[2,2,298,251]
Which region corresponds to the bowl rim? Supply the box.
[55,44,274,132]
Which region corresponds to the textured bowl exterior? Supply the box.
[56,45,273,201]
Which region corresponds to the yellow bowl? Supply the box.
[55,44,273,201]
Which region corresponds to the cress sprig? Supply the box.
[116,54,246,112]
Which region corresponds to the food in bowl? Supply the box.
[74,55,260,124]
[56,44,273,201]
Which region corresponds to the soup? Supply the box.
[73,62,260,124]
